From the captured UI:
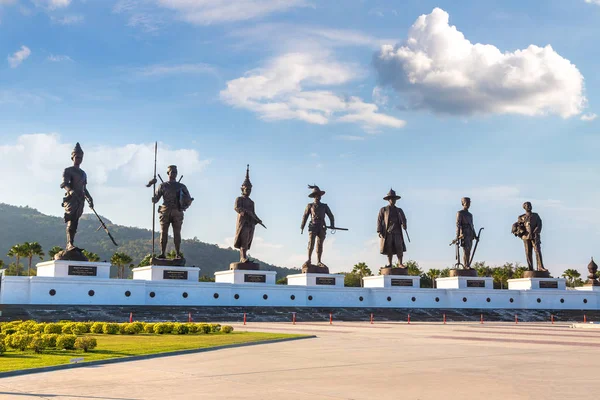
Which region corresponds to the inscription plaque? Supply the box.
[539,280,558,289]
[68,265,97,277]
[244,274,267,283]
[391,279,413,287]
[163,270,188,280]
[466,280,486,288]
[316,277,336,285]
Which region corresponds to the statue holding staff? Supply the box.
[377,189,408,272]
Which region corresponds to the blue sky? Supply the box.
[1,0,600,277]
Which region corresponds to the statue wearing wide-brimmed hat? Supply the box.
[232,165,266,270]
[301,184,335,273]
[377,189,408,272]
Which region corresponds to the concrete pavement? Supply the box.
[1,321,599,399]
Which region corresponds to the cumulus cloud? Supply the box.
[7,45,31,68]
[0,134,209,227]
[373,8,586,118]
[220,52,405,132]
[581,113,597,121]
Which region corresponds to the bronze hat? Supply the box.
[308,184,326,198]
[71,142,84,158]
[383,188,401,201]
[242,164,252,188]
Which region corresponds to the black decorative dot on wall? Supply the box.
[584,298,588,304]
[263,294,268,300]
[462,297,467,302]
[182,292,188,298]
[149,292,155,298]
[486,298,491,303]
[88,290,95,297]
[560,298,565,303]
[308,295,313,301]
[290,295,296,300]
[359,296,364,302]
[537,298,541,303]
[234,294,240,300]
[213,293,219,299]
[411,297,416,302]
[435,297,440,302]
[125,291,131,297]
[509,298,514,303]
[387,296,392,302]
[49,289,56,296]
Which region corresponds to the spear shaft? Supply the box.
[151,142,157,259]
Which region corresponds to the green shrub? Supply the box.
[56,334,77,350]
[90,322,104,334]
[8,333,33,351]
[102,323,119,335]
[62,322,76,334]
[28,334,47,353]
[3,328,16,335]
[72,322,89,335]
[209,324,221,333]
[118,323,128,335]
[153,323,173,334]
[124,322,144,335]
[143,323,155,333]
[221,325,234,334]
[74,336,97,352]
[44,323,63,334]
[18,321,39,334]
[198,324,211,334]
[0,340,5,355]
[173,323,189,334]
[186,323,199,333]
[42,333,59,348]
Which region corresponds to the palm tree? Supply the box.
[111,252,133,279]
[22,242,44,276]
[404,260,422,276]
[562,269,581,288]
[440,268,451,278]
[426,269,441,288]
[7,244,27,276]
[48,246,64,260]
[82,250,100,262]
[351,262,372,287]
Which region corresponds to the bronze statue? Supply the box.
[586,258,599,286]
[232,165,266,269]
[60,143,93,252]
[377,189,408,269]
[301,185,335,273]
[512,202,547,272]
[453,197,481,269]
[152,165,193,261]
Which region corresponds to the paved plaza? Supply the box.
[1,321,599,399]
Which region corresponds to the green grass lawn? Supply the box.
[0,332,305,373]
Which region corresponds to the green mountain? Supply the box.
[0,203,299,279]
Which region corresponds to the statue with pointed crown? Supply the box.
[377,188,408,275]
[56,142,94,260]
[231,165,265,270]
[300,184,335,273]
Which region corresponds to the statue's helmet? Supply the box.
[71,142,84,159]
[242,164,252,188]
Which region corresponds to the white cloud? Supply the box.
[135,63,215,77]
[7,45,31,68]
[220,52,405,131]
[373,8,586,118]
[33,0,71,10]
[156,0,310,25]
[581,113,597,121]
[47,54,73,62]
[51,14,83,24]
[0,134,209,229]
[585,0,600,5]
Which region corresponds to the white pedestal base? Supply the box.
[36,260,112,279]
[363,275,420,288]
[508,278,566,290]
[132,265,200,282]
[436,276,494,289]
[574,285,600,292]
[214,269,276,284]
[286,273,345,287]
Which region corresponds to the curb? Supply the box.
[0,335,317,378]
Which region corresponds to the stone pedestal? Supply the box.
[287,273,344,287]
[523,270,550,278]
[215,269,276,284]
[436,276,493,289]
[36,260,111,279]
[449,269,477,277]
[131,265,200,282]
[507,277,566,290]
[229,261,260,271]
[379,267,408,276]
[574,285,600,292]
[301,263,330,274]
[363,275,420,288]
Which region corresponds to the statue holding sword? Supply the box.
[377,189,410,273]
